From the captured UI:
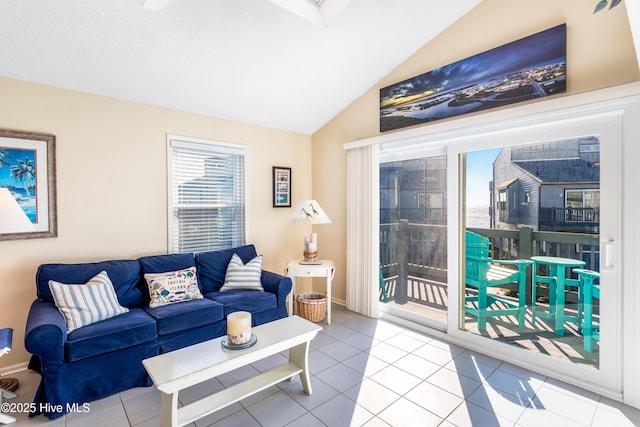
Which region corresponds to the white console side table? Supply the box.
[286,260,335,324]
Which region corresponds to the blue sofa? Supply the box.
[24,244,291,419]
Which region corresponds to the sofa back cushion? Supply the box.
[195,245,258,293]
[36,260,143,307]
[137,253,197,304]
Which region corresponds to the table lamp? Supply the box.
[0,187,34,234]
[289,200,331,263]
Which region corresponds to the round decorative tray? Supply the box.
[221,333,257,350]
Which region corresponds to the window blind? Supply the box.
[168,138,246,253]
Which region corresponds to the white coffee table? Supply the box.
[143,315,322,427]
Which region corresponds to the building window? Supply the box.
[497,190,507,211]
[579,142,600,153]
[167,135,246,253]
[565,189,599,223]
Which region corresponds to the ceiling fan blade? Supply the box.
[142,0,174,11]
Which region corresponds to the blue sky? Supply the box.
[466,148,501,206]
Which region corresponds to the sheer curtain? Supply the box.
[345,144,380,317]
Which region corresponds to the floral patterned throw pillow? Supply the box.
[144,267,203,308]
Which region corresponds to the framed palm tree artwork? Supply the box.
[0,129,57,240]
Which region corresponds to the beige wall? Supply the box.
[0,77,312,367]
[311,0,640,303]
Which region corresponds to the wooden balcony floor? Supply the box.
[381,277,599,369]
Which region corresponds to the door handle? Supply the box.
[602,240,615,270]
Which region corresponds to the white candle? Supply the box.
[303,233,318,262]
[227,311,251,345]
[309,233,317,251]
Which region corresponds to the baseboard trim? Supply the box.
[331,297,346,307]
[0,361,29,376]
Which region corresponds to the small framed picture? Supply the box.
[272,166,291,208]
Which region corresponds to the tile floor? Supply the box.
[3,306,639,426]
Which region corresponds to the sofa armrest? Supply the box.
[24,300,66,365]
[261,270,292,307]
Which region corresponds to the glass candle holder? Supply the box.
[227,311,252,345]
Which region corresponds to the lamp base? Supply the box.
[303,251,317,263]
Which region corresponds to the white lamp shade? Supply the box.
[142,0,174,10]
[0,187,34,233]
[288,200,332,225]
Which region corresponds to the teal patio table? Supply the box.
[531,256,586,336]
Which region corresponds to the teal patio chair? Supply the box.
[379,267,388,302]
[574,268,600,353]
[465,231,533,331]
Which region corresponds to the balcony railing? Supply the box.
[380,222,599,304]
[539,207,599,233]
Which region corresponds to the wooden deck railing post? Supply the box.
[396,219,409,304]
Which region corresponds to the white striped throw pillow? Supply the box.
[220,253,264,291]
[49,271,129,333]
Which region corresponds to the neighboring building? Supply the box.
[490,137,600,233]
[380,157,447,225]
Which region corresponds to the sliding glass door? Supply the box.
[448,111,621,395]
[462,137,602,370]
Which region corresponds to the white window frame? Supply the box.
[167,134,247,253]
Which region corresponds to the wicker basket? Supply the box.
[296,292,327,322]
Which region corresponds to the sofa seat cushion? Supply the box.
[65,307,157,363]
[144,298,224,336]
[204,290,276,317]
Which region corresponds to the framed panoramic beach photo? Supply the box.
[0,129,57,240]
[272,166,291,208]
[380,24,567,132]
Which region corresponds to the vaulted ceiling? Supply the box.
[0,0,481,134]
